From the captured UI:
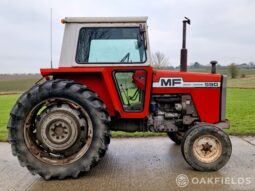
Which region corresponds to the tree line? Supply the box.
[152,51,255,79]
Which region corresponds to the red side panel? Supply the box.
[152,70,222,123]
[40,67,222,124]
[41,66,153,119]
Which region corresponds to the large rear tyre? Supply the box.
[181,124,232,171]
[8,79,111,179]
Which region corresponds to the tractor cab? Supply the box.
[59,17,151,67]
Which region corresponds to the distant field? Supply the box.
[227,75,255,88]
[0,89,254,141]
[188,68,255,76]
[0,74,40,94]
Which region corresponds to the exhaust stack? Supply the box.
[180,17,191,72]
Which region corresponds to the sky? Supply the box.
[0,0,255,73]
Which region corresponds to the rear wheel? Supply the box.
[181,124,232,171]
[8,79,111,179]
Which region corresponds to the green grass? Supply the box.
[225,88,255,135]
[0,94,19,141]
[0,89,255,141]
[111,131,166,138]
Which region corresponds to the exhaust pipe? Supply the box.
[180,17,191,72]
[210,60,218,74]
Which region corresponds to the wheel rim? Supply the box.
[23,98,93,165]
[192,135,222,163]
[36,104,80,151]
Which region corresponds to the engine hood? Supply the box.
[152,69,222,88]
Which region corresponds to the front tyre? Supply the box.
[181,124,232,171]
[167,132,185,145]
[8,79,111,179]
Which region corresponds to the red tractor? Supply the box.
[8,17,231,180]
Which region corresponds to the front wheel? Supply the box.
[8,79,111,179]
[167,131,185,145]
[181,124,232,171]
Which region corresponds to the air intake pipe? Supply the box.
[180,17,191,72]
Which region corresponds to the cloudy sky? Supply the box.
[0,0,255,73]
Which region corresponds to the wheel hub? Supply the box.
[36,104,81,152]
[192,135,222,163]
[48,121,70,143]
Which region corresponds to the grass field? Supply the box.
[0,89,254,141]
[0,94,19,141]
[225,89,255,135]
[188,67,255,76]
[227,75,255,88]
[0,74,40,94]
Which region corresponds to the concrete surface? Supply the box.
[0,136,254,191]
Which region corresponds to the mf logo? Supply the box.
[152,78,221,88]
[160,78,182,87]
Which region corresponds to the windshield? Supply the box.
[76,27,146,64]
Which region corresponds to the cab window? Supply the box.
[76,27,146,64]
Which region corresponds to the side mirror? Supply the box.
[133,70,146,90]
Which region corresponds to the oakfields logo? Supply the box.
[176,174,189,187]
[176,174,252,187]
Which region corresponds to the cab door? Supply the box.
[111,66,153,118]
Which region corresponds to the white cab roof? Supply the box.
[61,17,148,24]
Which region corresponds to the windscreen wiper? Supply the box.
[120,52,130,62]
